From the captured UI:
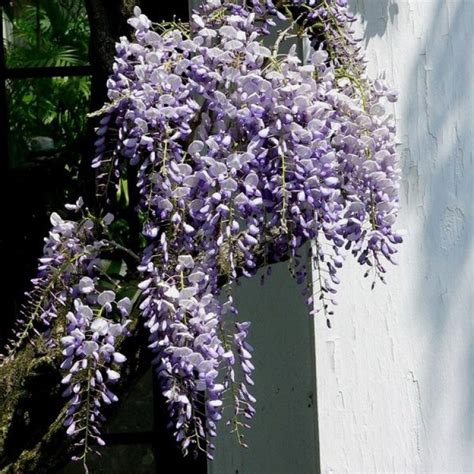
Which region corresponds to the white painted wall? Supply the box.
[314,1,473,473]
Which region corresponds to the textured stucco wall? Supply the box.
[314,1,473,472]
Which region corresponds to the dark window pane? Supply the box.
[6,75,90,167]
[4,0,90,68]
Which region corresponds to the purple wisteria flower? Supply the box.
[0,201,133,467]
[61,286,131,461]
[2,0,402,466]
[88,0,401,457]
[0,201,109,364]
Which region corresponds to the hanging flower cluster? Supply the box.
[1,0,402,468]
[1,200,132,464]
[1,198,107,361]
[61,286,131,459]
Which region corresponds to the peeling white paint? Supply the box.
[315,1,473,472]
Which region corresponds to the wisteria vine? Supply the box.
[1,0,402,468]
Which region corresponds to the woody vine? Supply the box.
[0,0,401,471]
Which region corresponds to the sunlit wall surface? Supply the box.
[315,1,473,472]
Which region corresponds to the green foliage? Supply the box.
[5,0,91,167]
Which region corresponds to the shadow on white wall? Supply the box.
[347,0,473,469]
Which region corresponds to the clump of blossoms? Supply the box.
[1,0,401,468]
[1,198,108,360]
[61,286,131,461]
[0,199,133,467]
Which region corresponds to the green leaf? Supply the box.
[101,259,128,278]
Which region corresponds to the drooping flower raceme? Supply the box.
[0,200,132,464]
[89,0,401,456]
[1,0,402,466]
[61,286,131,460]
[1,198,105,360]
